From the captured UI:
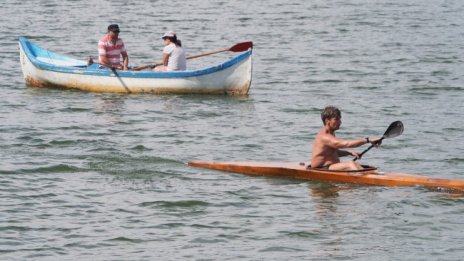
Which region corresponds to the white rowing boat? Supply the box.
[19,37,253,95]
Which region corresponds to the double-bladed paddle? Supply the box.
[130,41,253,71]
[354,121,404,161]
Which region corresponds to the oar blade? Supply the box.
[383,121,404,139]
[229,41,253,52]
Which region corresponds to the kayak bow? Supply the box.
[188,161,464,191]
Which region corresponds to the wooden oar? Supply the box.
[131,41,253,71]
[354,121,404,161]
[86,57,131,92]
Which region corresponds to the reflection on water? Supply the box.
[308,182,363,199]
[308,182,344,199]
[93,94,126,124]
[94,94,126,113]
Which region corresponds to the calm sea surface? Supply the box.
[1,0,464,260]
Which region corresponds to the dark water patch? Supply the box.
[192,110,223,117]
[442,127,463,132]
[422,130,443,135]
[3,103,27,109]
[320,79,343,83]
[152,222,185,229]
[189,237,227,244]
[86,147,120,153]
[431,70,450,76]
[444,157,464,164]
[48,139,79,146]
[63,242,105,249]
[0,225,50,232]
[263,193,301,199]
[139,200,209,208]
[259,246,306,252]
[398,199,433,208]
[2,246,67,256]
[89,166,181,178]
[190,223,236,230]
[242,143,263,149]
[281,107,321,113]
[16,136,46,142]
[430,190,464,199]
[14,164,80,174]
[129,145,153,151]
[352,86,380,90]
[106,236,144,244]
[21,192,58,199]
[20,35,55,40]
[114,208,139,214]
[328,69,365,75]
[86,154,181,170]
[217,233,242,240]
[409,86,464,92]
[58,107,91,113]
[419,57,459,64]
[282,230,322,239]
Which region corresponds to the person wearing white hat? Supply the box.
[154,31,186,72]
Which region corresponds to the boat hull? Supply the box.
[19,37,252,95]
[188,161,464,191]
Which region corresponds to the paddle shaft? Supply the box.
[131,41,253,71]
[353,137,385,161]
[131,49,230,71]
[352,121,403,161]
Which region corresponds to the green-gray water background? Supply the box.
[1,0,464,260]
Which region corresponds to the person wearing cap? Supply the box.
[154,31,186,72]
[96,24,129,70]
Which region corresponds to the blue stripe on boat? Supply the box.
[19,36,252,79]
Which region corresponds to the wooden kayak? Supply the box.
[188,161,464,191]
[19,37,252,95]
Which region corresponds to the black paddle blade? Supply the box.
[383,121,404,139]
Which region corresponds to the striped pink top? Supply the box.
[98,35,127,66]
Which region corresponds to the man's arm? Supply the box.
[338,150,352,156]
[325,135,368,149]
[122,52,129,70]
[338,150,361,159]
[326,136,382,149]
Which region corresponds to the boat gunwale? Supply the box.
[19,36,253,79]
[188,161,378,174]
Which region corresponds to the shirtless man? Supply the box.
[311,106,381,171]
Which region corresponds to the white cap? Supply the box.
[162,31,176,39]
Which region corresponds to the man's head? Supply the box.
[321,106,341,128]
[107,24,120,39]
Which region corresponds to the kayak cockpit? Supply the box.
[300,162,378,172]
